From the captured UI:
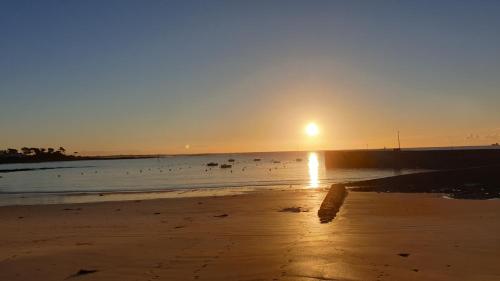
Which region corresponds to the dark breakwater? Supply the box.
[324,148,500,169]
[347,165,500,199]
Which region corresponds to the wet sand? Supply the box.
[1,190,499,281]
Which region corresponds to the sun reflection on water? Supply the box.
[308,152,319,188]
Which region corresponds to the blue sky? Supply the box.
[1,1,499,154]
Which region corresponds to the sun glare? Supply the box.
[308,152,320,188]
[305,122,319,137]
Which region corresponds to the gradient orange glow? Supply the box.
[2,2,499,156]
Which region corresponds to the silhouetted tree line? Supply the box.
[0,147,81,164]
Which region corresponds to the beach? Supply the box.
[1,189,499,281]
[3,1,500,280]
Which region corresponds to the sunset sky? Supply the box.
[1,1,500,155]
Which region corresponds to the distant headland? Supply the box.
[0,147,157,164]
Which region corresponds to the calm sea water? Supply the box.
[0,151,423,206]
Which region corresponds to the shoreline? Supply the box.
[0,185,329,207]
[4,164,498,207]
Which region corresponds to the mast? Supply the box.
[397,130,401,150]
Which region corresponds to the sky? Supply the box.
[1,1,500,155]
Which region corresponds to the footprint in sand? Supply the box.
[66,269,98,279]
[213,214,228,218]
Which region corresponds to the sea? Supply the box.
[0,151,424,206]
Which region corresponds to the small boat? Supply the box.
[206,162,219,167]
[296,158,302,162]
[253,158,261,161]
[228,158,235,162]
[220,164,232,169]
[272,160,280,164]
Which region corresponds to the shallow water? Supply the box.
[0,151,423,206]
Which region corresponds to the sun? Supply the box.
[305,122,319,137]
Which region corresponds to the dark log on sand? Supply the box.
[318,184,347,223]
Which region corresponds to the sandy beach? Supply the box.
[3,1,500,280]
[1,189,499,281]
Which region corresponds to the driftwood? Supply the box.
[317,184,347,223]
